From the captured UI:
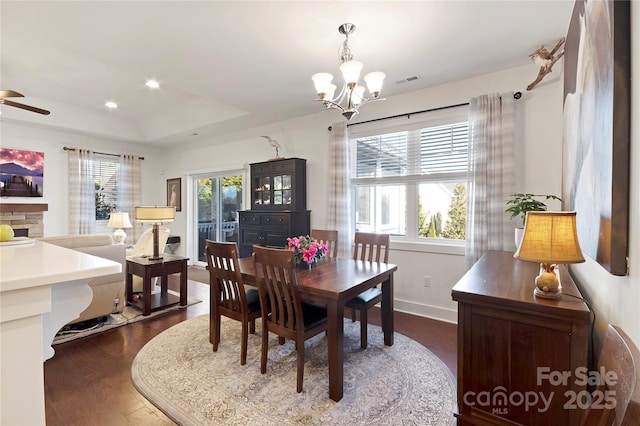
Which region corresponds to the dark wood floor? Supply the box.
[44,276,457,425]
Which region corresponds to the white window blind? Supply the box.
[94,156,119,221]
[353,122,468,180]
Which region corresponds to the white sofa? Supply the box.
[38,234,126,324]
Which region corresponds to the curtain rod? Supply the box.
[63,146,144,160]
[339,91,522,130]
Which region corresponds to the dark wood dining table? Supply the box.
[237,255,397,401]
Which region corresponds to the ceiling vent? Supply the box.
[396,76,420,84]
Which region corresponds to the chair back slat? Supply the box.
[311,229,338,258]
[353,232,390,263]
[206,240,247,314]
[254,246,303,338]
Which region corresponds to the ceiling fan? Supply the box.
[0,90,50,115]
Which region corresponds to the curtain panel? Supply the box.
[465,92,516,267]
[327,122,354,257]
[67,149,96,235]
[118,155,143,244]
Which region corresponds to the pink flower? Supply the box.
[287,235,327,265]
[287,237,301,249]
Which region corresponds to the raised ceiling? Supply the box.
[0,1,574,146]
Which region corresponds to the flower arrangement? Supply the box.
[287,235,328,267]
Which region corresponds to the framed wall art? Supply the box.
[0,148,44,197]
[562,0,630,275]
[167,178,182,212]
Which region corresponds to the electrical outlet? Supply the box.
[423,276,431,288]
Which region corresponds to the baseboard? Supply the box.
[394,298,458,324]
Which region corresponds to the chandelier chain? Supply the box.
[340,34,353,64]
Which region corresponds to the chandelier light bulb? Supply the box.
[364,72,385,97]
[326,84,337,101]
[351,85,366,106]
[312,72,334,99]
[340,60,363,85]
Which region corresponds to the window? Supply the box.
[94,156,119,221]
[350,106,468,242]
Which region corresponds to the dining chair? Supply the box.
[206,240,261,365]
[253,245,328,393]
[344,232,390,349]
[310,229,338,259]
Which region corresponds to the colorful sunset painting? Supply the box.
[0,148,44,197]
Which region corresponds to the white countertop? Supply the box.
[0,239,121,292]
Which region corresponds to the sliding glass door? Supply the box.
[193,172,243,266]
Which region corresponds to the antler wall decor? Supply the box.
[526,38,565,91]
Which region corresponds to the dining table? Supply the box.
[237,255,397,402]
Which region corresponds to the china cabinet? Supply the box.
[238,158,310,257]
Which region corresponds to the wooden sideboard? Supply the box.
[452,250,591,425]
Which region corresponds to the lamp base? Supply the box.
[533,286,562,299]
[148,223,163,261]
[112,228,127,245]
[533,267,562,299]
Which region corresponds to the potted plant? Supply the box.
[505,193,562,247]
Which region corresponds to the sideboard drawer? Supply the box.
[240,212,261,226]
[262,213,290,228]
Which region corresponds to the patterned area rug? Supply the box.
[132,314,456,425]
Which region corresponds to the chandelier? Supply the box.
[311,23,385,121]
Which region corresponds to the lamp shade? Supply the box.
[107,212,133,229]
[340,60,363,84]
[134,206,175,224]
[364,71,385,95]
[312,72,334,96]
[514,211,585,264]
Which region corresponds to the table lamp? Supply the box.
[513,211,585,299]
[134,206,175,260]
[107,212,133,245]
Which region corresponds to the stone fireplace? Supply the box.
[0,203,48,237]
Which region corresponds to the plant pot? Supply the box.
[515,228,525,250]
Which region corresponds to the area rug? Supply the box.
[53,290,201,345]
[132,314,457,425]
[187,265,209,284]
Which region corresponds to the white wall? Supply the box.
[158,63,564,323]
[0,121,164,235]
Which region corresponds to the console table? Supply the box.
[452,250,591,425]
[126,254,188,315]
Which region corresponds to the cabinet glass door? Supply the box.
[254,176,271,206]
[273,174,291,206]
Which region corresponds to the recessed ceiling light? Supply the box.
[146,80,160,89]
[105,101,118,109]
